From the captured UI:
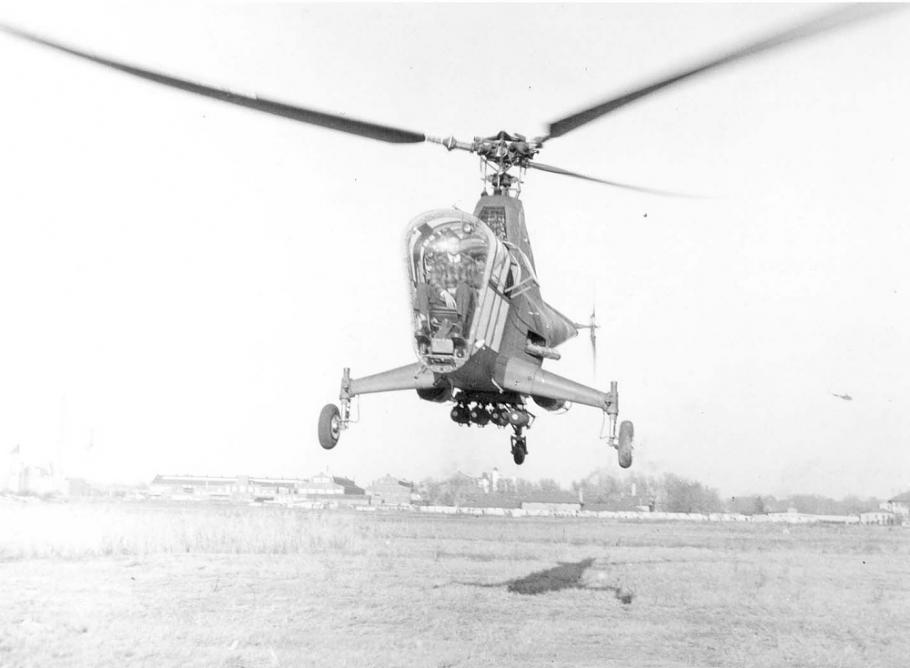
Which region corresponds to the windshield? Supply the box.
[406,211,503,371]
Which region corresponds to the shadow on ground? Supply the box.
[460,558,634,603]
[506,558,595,594]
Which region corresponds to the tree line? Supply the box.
[418,468,882,515]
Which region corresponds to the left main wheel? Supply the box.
[318,404,341,450]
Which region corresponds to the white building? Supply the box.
[880,492,910,519]
[859,511,897,526]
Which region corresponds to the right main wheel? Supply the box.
[617,420,634,468]
[318,404,341,450]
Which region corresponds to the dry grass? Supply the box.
[0,499,372,559]
[2,499,909,667]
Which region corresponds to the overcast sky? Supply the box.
[1,2,908,498]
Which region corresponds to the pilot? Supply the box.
[426,263,455,310]
[455,276,475,333]
[426,263,444,299]
[414,281,431,333]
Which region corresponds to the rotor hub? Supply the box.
[472,131,540,194]
[427,130,540,193]
[475,131,539,170]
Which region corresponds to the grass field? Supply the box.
[2,500,909,667]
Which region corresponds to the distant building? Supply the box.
[295,473,368,506]
[583,499,653,513]
[149,472,366,502]
[297,473,364,497]
[249,477,313,498]
[151,475,238,498]
[881,492,910,519]
[859,511,897,526]
[369,475,416,506]
[460,493,522,509]
[521,492,582,514]
[478,468,516,495]
[582,493,656,513]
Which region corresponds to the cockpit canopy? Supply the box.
[406,209,511,372]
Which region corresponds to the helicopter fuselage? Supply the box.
[401,193,610,412]
[330,189,622,467]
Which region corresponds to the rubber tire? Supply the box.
[617,420,633,469]
[318,404,341,450]
[512,448,526,466]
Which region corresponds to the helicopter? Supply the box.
[0,5,894,468]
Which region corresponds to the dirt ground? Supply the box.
[2,504,909,667]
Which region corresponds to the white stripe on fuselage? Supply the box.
[484,250,511,349]
[491,297,510,350]
[487,249,511,351]
[476,249,498,345]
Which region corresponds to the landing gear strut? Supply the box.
[600,380,634,468]
[505,406,533,465]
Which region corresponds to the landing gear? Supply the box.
[319,368,355,450]
[451,392,533,465]
[511,432,528,465]
[616,420,634,469]
[599,380,633,469]
[318,404,341,450]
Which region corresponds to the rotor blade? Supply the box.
[545,4,897,141]
[527,161,694,198]
[0,23,426,144]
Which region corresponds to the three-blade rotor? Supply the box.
[0,4,898,195]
